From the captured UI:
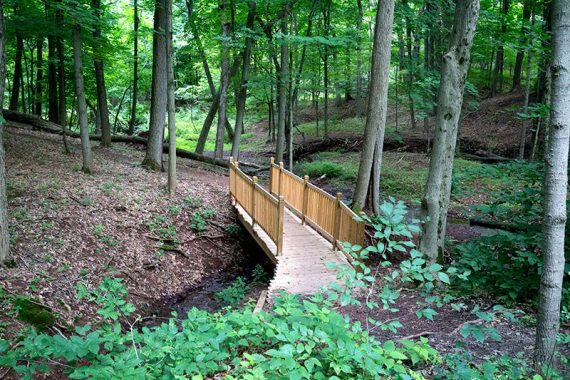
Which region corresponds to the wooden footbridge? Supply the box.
[229,158,365,297]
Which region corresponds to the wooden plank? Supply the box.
[253,290,268,314]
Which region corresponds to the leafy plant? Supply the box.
[216,277,248,307]
[251,265,268,283]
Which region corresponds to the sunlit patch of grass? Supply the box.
[296,117,365,137]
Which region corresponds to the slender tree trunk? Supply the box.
[143,0,167,170]
[47,35,58,123]
[231,1,255,160]
[355,0,364,106]
[490,0,509,97]
[72,24,93,173]
[0,0,9,263]
[519,10,535,160]
[166,0,176,194]
[276,7,288,162]
[534,0,569,366]
[92,0,111,146]
[352,0,395,212]
[55,2,69,153]
[215,0,230,159]
[9,34,23,111]
[512,0,531,90]
[34,39,43,115]
[113,84,130,133]
[419,0,480,263]
[128,0,139,135]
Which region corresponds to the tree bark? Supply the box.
[0,0,9,262]
[128,0,139,135]
[419,0,480,262]
[34,39,43,116]
[143,0,168,170]
[276,7,288,163]
[512,0,531,90]
[534,0,569,366]
[231,1,255,160]
[166,0,176,194]
[355,0,364,105]
[519,9,535,160]
[352,0,395,212]
[47,35,59,124]
[9,34,23,111]
[92,0,111,146]
[55,2,69,153]
[215,0,230,159]
[72,24,93,173]
[490,0,509,97]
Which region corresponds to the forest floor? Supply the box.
[1,126,272,334]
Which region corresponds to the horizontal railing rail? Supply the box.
[269,158,365,250]
[230,159,284,255]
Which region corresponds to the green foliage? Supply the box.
[190,206,216,232]
[182,196,203,209]
[225,222,243,236]
[251,264,269,283]
[0,275,439,379]
[76,278,135,321]
[215,277,248,307]
[295,159,357,181]
[451,161,570,308]
[434,350,559,380]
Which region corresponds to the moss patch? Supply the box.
[12,296,57,331]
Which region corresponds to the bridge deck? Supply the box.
[234,203,350,296]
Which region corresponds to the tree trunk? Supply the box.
[215,0,230,159]
[276,8,288,163]
[512,0,531,90]
[9,34,23,111]
[490,0,509,97]
[34,39,43,116]
[72,24,93,173]
[0,0,9,263]
[56,3,69,153]
[352,0,395,212]
[128,0,139,135]
[355,0,364,105]
[419,0,480,263]
[231,1,255,160]
[47,35,58,124]
[534,0,569,366]
[519,10,535,160]
[143,0,167,171]
[92,0,111,147]
[166,0,176,194]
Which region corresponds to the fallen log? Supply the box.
[4,110,233,168]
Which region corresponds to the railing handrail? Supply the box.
[229,158,284,255]
[268,157,365,250]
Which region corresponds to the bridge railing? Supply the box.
[230,159,285,255]
[269,158,365,250]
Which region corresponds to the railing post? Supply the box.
[229,157,234,203]
[277,195,285,256]
[278,161,284,197]
[269,157,275,193]
[252,176,258,227]
[302,175,309,224]
[333,192,343,251]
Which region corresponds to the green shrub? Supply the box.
[215,277,248,307]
